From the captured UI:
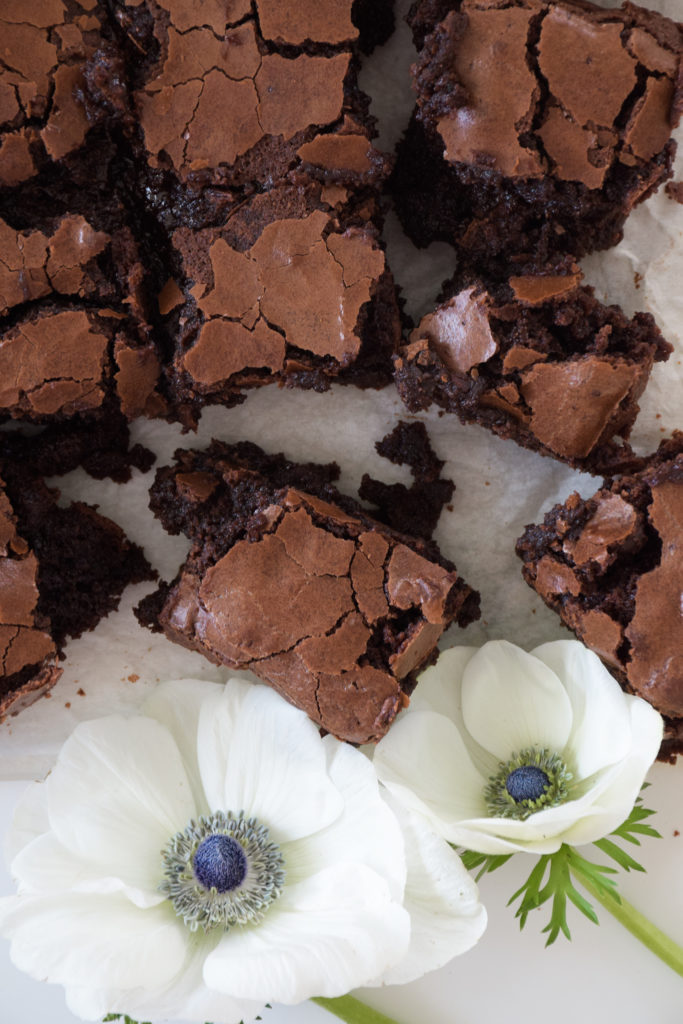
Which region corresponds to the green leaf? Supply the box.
[459,849,513,880]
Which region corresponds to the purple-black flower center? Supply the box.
[505,765,550,803]
[193,834,248,893]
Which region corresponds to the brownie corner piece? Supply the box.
[516,432,683,757]
[393,0,683,269]
[394,266,671,473]
[137,441,479,744]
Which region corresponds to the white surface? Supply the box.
[2,0,683,1019]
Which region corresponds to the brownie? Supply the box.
[516,434,683,759]
[157,181,399,420]
[113,0,394,205]
[392,0,683,272]
[0,1,118,189]
[136,440,480,744]
[0,456,154,719]
[394,265,672,473]
[0,0,401,433]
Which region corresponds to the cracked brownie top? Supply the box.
[393,263,672,473]
[392,0,683,269]
[414,0,682,188]
[516,433,683,759]
[136,440,480,744]
[115,0,392,196]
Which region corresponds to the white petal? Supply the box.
[46,716,196,899]
[532,641,631,778]
[407,647,479,717]
[203,864,410,1003]
[144,677,223,816]
[370,796,487,985]
[284,738,406,901]
[4,782,48,865]
[373,710,487,835]
[1,893,186,990]
[560,697,663,846]
[120,928,263,1024]
[11,832,164,908]
[197,680,343,842]
[462,641,573,759]
[406,648,498,780]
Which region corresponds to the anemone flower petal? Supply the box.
[197,680,343,844]
[11,832,165,909]
[0,893,186,991]
[4,781,48,864]
[369,796,487,985]
[462,640,573,759]
[407,646,479,718]
[144,677,224,816]
[284,738,406,902]
[203,864,410,1004]
[46,716,195,899]
[532,641,632,778]
[373,710,487,828]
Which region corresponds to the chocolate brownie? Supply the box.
[158,181,399,420]
[0,456,154,719]
[516,434,683,759]
[0,1,117,189]
[136,440,479,744]
[393,0,683,271]
[113,0,394,205]
[0,0,401,431]
[394,265,672,473]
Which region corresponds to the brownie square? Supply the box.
[137,440,480,744]
[516,434,683,759]
[393,0,683,272]
[156,181,400,421]
[394,265,672,473]
[0,455,154,719]
[114,0,394,203]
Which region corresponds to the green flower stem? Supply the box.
[312,995,402,1024]
[580,875,683,978]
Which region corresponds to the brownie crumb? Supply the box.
[359,421,455,538]
[665,181,683,204]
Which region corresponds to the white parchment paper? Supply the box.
[2,0,682,781]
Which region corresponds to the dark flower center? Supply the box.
[505,765,550,803]
[193,834,248,893]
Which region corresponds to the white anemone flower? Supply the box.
[0,677,486,1023]
[373,640,663,856]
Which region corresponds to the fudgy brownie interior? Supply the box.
[516,433,683,759]
[137,440,480,743]
[0,454,154,718]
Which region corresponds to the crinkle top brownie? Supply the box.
[137,440,480,744]
[158,181,399,419]
[394,264,671,473]
[115,0,393,198]
[516,434,683,759]
[0,0,114,189]
[393,0,683,269]
[0,454,154,719]
[0,0,400,432]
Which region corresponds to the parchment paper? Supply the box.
[2,0,682,781]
